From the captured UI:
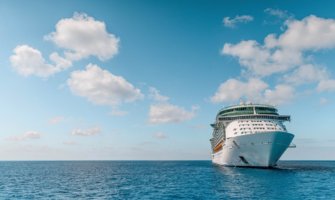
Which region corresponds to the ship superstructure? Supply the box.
[210,103,294,167]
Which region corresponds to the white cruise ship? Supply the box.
[210,103,294,168]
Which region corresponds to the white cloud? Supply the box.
[149,103,196,124]
[8,131,41,141]
[263,84,295,105]
[153,132,167,139]
[148,87,169,102]
[284,64,329,85]
[71,127,101,136]
[276,15,335,51]
[49,52,72,69]
[222,40,302,76]
[317,79,335,92]
[222,15,335,77]
[211,78,268,103]
[219,15,335,103]
[147,87,198,124]
[264,8,292,19]
[49,116,64,124]
[10,13,119,78]
[223,15,254,28]
[67,64,143,106]
[211,79,294,105]
[10,45,72,77]
[46,12,119,61]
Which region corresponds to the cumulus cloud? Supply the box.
[67,64,143,106]
[8,131,41,141]
[222,15,335,77]
[49,52,72,69]
[10,13,119,77]
[211,78,295,105]
[46,12,119,61]
[10,45,72,77]
[223,15,254,28]
[148,87,169,102]
[264,8,292,20]
[317,79,335,92]
[222,40,302,77]
[147,87,197,124]
[283,64,329,85]
[263,84,295,105]
[276,15,335,50]
[211,78,268,103]
[218,15,335,104]
[71,127,101,136]
[149,103,196,124]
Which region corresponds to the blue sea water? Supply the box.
[0,161,334,199]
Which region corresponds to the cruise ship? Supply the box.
[210,103,294,168]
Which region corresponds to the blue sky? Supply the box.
[1,0,335,160]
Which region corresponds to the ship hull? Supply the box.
[212,131,294,168]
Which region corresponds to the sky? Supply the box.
[1,0,335,160]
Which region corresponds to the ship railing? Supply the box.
[217,103,276,113]
[218,114,290,122]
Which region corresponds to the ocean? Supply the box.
[0,161,334,199]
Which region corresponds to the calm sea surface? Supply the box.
[0,161,334,199]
